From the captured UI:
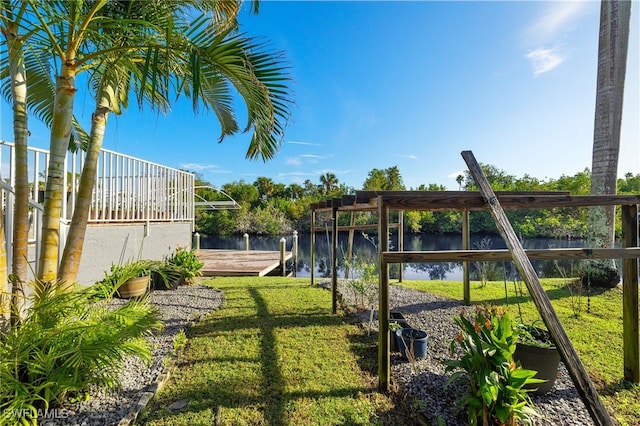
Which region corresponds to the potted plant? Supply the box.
[395,327,428,360]
[150,260,183,290]
[513,321,561,395]
[389,311,410,352]
[444,306,543,426]
[102,260,153,298]
[168,247,204,285]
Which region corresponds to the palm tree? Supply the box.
[320,172,338,195]
[589,0,631,252]
[1,1,32,322]
[15,1,291,284]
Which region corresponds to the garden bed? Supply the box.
[334,280,596,426]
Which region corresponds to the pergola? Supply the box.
[310,163,639,426]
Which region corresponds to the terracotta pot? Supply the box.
[116,275,150,298]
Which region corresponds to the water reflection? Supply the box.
[201,233,591,281]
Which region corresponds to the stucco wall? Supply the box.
[74,222,193,285]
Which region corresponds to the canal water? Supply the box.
[201,233,590,281]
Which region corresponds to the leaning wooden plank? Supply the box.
[461,150,613,426]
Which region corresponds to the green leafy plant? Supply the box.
[514,321,555,349]
[150,261,183,290]
[168,247,204,285]
[443,306,543,426]
[97,259,154,298]
[0,280,161,424]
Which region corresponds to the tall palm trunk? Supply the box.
[589,0,631,251]
[4,23,29,323]
[38,62,77,282]
[0,210,7,330]
[58,100,109,287]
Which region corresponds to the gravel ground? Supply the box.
[37,280,595,426]
[40,284,225,426]
[334,280,596,426]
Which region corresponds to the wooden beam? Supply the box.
[379,193,640,211]
[312,223,400,232]
[462,209,470,305]
[378,197,390,391]
[382,248,640,263]
[462,150,613,426]
[331,204,338,314]
[311,209,316,286]
[622,204,639,382]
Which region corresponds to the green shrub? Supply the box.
[443,306,542,426]
[168,247,203,285]
[0,281,161,424]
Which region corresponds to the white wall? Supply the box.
[75,222,193,285]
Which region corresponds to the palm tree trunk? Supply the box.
[0,215,7,330]
[589,0,631,251]
[5,24,29,323]
[58,102,109,288]
[38,63,77,282]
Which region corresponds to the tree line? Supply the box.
[194,165,640,239]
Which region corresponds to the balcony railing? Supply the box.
[1,140,194,225]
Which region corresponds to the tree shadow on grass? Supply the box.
[143,284,399,425]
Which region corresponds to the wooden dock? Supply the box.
[197,249,293,277]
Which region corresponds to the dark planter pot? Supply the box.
[116,276,150,298]
[395,328,428,360]
[514,343,561,394]
[151,272,183,290]
[389,312,410,352]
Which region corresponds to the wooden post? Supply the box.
[462,209,470,305]
[311,210,316,286]
[462,150,614,426]
[346,212,355,279]
[398,210,404,282]
[332,204,338,314]
[622,204,639,382]
[378,196,390,391]
[292,230,298,278]
[279,237,286,277]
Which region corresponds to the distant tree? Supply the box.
[589,0,631,251]
[303,179,320,197]
[320,172,338,195]
[456,174,464,190]
[363,168,387,190]
[386,166,405,190]
[285,183,304,200]
[618,172,640,194]
[254,176,277,201]
[463,164,515,191]
[222,180,260,206]
[363,166,405,190]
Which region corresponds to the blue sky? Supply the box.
[1,1,638,190]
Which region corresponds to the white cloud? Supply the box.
[287,140,324,146]
[179,163,231,173]
[527,1,586,42]
[277,171,315,178]
[285,157,302,166]
[523,1,589,76]
[526,48,564,75]
[396,154,418,160]
[285,154,328,166]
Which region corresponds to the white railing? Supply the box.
[1,140,194,224]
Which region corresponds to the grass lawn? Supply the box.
[397,278,640,426]
[139,277,404,426]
